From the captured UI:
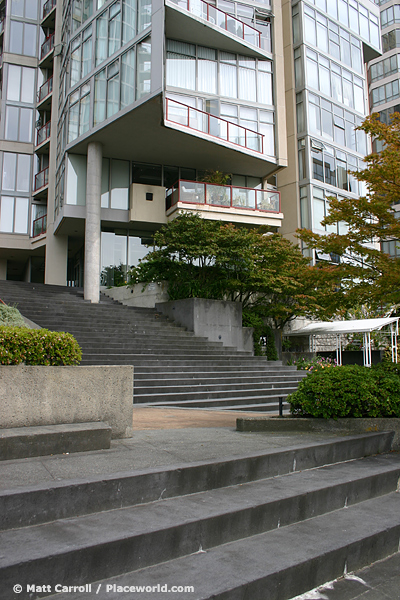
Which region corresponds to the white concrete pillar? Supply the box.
[84,142,102,303]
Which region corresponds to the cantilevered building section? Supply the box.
[0,0,289,298]
[279,0,381,258]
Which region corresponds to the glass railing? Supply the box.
[34,167,49,191]
[36,122,51,146]
[40,33,54,60]
[166,180,280,213]
[32,214,47,238]
[0,17,5,35]
[169,0,262,49]
[165,98,264,154]
[38,77,53,103]
[42,0,56,19]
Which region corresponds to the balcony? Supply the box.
[36,121,51,151]
[37,76,53,110]
[168,0,264,50]
[166,180,281,225]
[165,98,264,155]
[32,214,47,238]
[42,0,56,29]
[40,33,54,67]
[0,16,4,36]
[33,167,49,197]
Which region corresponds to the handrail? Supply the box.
[38,76,53,103]
[34,167,49,191]
[36,122,51,146]
[40,32,54,60]
[42,0,57,20]
[165,98,264,154]
[169,0,262,49]
[32,214,47,238]
[166,179,280,213]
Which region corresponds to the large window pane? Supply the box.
[5,107,19,140]
[71,43,82,87]
[7,65,21,101]
[121,48,135,108]
[19,108,33,142]
[11,0,24,17]
[23,24,37,56]
[82,37,92,78]
[123,0,136,44]
[258,70,272,104]
[0,197,14,232]
[79,94,90,135]
[166,41,195,90]
[14,197,29,234]
[198,60,217,94]
[107,75,120,118]
[2,154,17,191]
[25,0,39,19]
[21,67,35,103]
[17,155,30,192]
[238,67,256,101]
[66,155,87,205]
[9,21,23,54]
[109,8,121,56]
[96,13,108,66]
[68,103,79,142]
[101,158,110,208]
[94,69,107,125]
[138,0,151,31]
[137,39,151,99]
[111,160,129,209]
[220,62,237,98]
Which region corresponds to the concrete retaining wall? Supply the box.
[102,283,169,308]
[156,298,254,354]
[0,365,134,438]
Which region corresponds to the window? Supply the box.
[7,65,35,104]
[11,0,38,19]
[68,83,91,142]
[0,197,29,234]
[9,21,37,56]
[2,153,31,193]
[5,107,33,142]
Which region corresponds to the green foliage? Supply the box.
[199,170,231,185]
[0,304,27,328]
[242,309,278,359]
[287,364,400,418]
[130,213,321,329]
[0,327,82,366]
[101,263,127,287]
[297,113,400,315]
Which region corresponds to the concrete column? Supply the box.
[84,142,102,303]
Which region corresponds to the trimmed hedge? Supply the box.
[287,364,400,419]
[0,326,82,366]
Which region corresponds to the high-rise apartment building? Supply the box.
[0,0,290,301]
[0,0,383,299]
[367,0,400,258]
[278,0,381,261]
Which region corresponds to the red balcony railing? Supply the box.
[40,32,54,60]
[38,76,53,103]
[32,214,47,238]
[34,167,49,191]
[42,0,57,20]
[166,98,264,154]
[166,180,280,213]
[170,0,262,49]
[36,121,51,146]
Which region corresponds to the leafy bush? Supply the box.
[0,327,82,366]
[287,364,400,419]
[0,304,27,328]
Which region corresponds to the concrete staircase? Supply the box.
[0,280,306,412]
[1,431,399,600]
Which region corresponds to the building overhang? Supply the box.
[164,2,272,60]
[66,94,280,178]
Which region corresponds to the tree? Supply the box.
[129,212,323,329]
[298,112,400,313]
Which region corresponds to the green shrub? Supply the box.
[287,364,400,419]
[0,327,82,366]
[242,310,278,359]
[0,304,27,328]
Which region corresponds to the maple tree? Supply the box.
[298,112,400,314]
[130,212,321,328]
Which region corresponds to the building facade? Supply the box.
[0,0,291,300]
[278,0,381,263]
[0,0,383,299]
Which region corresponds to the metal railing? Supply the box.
[169,0,262,48]
[40,32,54,60]
[166,98,264,154]
[38,76,53,103]
[166,180,280,213]
[42,0,56,20]
[32,214,47,238]
[34,167,49,191]
[36,121,51,146]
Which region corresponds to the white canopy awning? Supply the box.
[289,317,400,336]
[287,317,400,366]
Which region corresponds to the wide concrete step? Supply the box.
[46,491,400,600]
[134,375,306,386]
[135,393,296,408]
[134,381,301,395]
[0,423,111,461]
[1,437,398,600]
